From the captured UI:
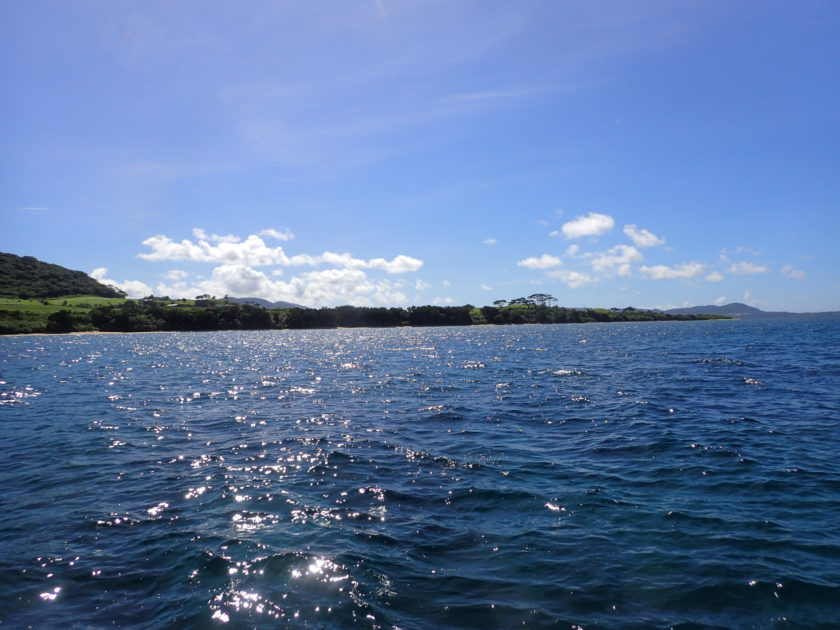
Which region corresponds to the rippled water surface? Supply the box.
[1,320,839,629]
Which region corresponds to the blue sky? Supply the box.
[2,1,838,310]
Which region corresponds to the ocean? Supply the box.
[1,320,838,629]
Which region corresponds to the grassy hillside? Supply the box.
[0,252,125,299]
[0,296,127,334]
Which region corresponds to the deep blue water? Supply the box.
[1,320,839,629]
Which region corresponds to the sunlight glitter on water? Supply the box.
[1,322,839,628]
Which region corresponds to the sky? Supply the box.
[2,1,838,311]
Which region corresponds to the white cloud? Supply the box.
[729,261,769,274]
[138,229,422,273]
[781,264,806,279]
[154,263,409,307]
[714,296,727,306]
[736,246,761,256]
[547,269,596,288]
[565,244,581,257]
[415,279,432,291]
[442,280,451,287]
[557,212,615,239]
[743,289,757,306]
[432,296,455,305]
[517,254,563,270]
[163,269,188,281]
[623,224,665,248]
[705,271,724,282]
[483,237,496,245]
[90,267,153,298]
[139,232,291,265]
[590,245,642,277]
[365,255,424,274]
[480,283,492,291]
[192,228,240,243]
[639,262,704,279]
[259,227,295,241]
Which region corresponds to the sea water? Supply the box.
[1,320,838,629]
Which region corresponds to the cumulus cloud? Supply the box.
[483,237,496,245]
[90,267,153,298]
[129,228,424,306]
[415,279,432,291]
[547,269,596,288]
[139,232,291,265]
[639,262,704,279]
[366,255,424,274]
[705,271,724,282]
[781,264,806,279]
[714,296,727,306]
[623,224,665,248]
[555,212,615,239]
[517,254,563,270]
[138,229,422,274]
[433,296,455,305]
[480,283,492,291]
[154,264,409,307]
[729,261,769,275]
[591,245,642,277]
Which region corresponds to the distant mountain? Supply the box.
[0,252,124,299]
[666,302,840,319]
[223,296,310,310]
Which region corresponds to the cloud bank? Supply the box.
[95,228,425,306]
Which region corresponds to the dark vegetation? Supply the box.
[0,256,728,334]
[1,296,727,334]
[0,253,124,299]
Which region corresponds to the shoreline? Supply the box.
[0,318,739,338]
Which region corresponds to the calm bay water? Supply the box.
[1,320,839,629]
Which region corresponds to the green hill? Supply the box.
[0,252,124,299]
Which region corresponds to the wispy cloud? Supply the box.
[639,262,704,280]
[729,261,769,274]
[259,228,295,241]
[547,269,596,288]
[623,224,665,248]
[781,264,806,279]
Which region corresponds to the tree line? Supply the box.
[31,297,726,334]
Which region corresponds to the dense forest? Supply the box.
[0,253,124,299]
